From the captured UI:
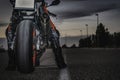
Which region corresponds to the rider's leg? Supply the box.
[5,24,16,70]
[51,29,67,69]
[49,19,67,69]
[51,31,71,80]
[5,10,18,70]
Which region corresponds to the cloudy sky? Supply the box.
[0,0,120,38]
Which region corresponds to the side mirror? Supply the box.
[49,0,60,6]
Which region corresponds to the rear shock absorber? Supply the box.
[42,13,49,47]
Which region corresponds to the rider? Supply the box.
[6,0,67,70]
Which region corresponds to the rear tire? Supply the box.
[16,20,34,73]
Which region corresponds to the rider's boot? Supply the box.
[6,48,16,71]
[53,46,67,69]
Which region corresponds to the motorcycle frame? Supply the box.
[13,1,59,53]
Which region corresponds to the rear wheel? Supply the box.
[16,20,34,73]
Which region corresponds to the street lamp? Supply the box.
[85,24,89,47]
[85,24,88,38]
[80,30,82,38]
[96,13,99,26]
[65,33,67,45]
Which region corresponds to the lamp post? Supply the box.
[80,30,82,38]
[85,24,88,38]
[96,13,99,26]
[85,24,88,47]
[65,33,67,45]
[96,13,100,47]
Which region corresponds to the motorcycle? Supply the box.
[6,0,65,73]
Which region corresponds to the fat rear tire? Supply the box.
[16,20,34,73]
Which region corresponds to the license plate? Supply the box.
[15,0,34,9]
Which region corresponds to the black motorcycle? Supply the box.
[6,0,66,73]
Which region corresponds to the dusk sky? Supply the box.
[0,0,120,38]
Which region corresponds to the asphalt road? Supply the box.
[0,48,120,80]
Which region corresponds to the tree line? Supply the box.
[79,23,120,48]
[62,23,120,48]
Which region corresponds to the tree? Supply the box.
[71,44,76,48]
[79,36,92,48]
[114,32,120,47]
[96,23,109,47]
[62,44,68,48]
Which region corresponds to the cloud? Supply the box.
[48,0,120,20]
[0,0,120,24]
